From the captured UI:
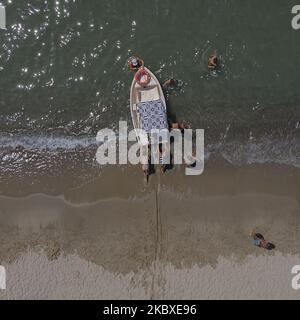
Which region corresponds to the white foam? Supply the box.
[0,134,98,151]
[207,137,300,169]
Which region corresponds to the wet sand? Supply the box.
[0,162,300,299]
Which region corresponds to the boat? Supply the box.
[130,67,168,146]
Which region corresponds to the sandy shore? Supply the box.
[0,163,300,299]
[1,250,300,300]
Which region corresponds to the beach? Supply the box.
[1,0,300,300]
[0,162,300,299]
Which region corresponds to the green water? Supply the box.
[0,0,299,136]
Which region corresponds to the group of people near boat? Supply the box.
[129,56,205,181]
[140,121,194,179]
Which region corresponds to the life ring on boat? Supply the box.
[135,68,151,87]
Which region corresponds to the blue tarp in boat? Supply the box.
[137,99,168,133]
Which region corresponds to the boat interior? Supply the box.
[131,70,167,146]
[132,83,161,108]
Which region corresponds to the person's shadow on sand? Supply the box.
[265,242,276,250]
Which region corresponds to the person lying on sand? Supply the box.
[249,230,275,250]
[208,53,218,70]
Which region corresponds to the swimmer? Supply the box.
[170,122,191,134]
[128,57,144,71]
[208,53,218,70]
[163,78,178,88]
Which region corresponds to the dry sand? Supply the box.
[1,250,300,300]
[0,163,300,299]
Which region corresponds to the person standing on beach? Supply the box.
[140,145,150,182]
[142,163,149,181]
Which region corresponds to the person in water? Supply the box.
[170,122,197,168]
[170,121,190,133]
[249,230,275,250]
[163,78,178,88]
[129,57,144,71]
[208,53,218,70]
